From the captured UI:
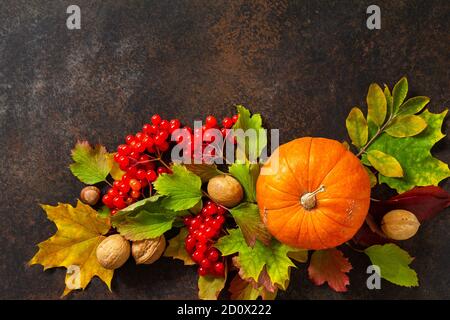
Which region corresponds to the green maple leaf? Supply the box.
[233,105,267,162]
[215,228,298,290]
[368,109,450,192]
[69,141,113,184]
[228,163,260,202]
[364,243,418,287]
[153,164,202,211]
[111,196,187,241]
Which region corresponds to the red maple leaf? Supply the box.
[308,248,352,292]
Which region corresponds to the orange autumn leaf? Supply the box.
[307,248,352,292]
[29,201,114,296]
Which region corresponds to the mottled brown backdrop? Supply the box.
[0,0,449,299]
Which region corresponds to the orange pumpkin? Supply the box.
[256,137,371,250]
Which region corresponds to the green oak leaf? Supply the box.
[392,77,408,113]
[364,243,418,287]
[233,105,267,162]
[164,228,195,265]
[385,115,427,137]
[69,141,113,184]
[346,107,368,148]
[111,196,187,241]
[230,202,271,247]
[184,164,224,183]
[366,150,404,178]
[153,164,202,211]
[397,96,430,116]
[367,83,387,127]
[215,228,295,290]
[369,109,450,192]
[228,163,260,202]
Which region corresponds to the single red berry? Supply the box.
[125,135,135,144]
[199,224,206,231]
[169,119,180,133]
[213,262,225,275]
[158,141,170,152]
[121,173,131,183]
[159,120,170,131]
[136,169,146,180]
[118,144,131,156]
[204,216,212,225]
[114,152,121,162]
[154,135,165,146]
[192,250,204,263]
[146,144,156,153]
[129,179,141,191]
[107,188,118,197]
[185,236,196,253]
[129,151,140,160]
[205,203,218,216]
[146,169,157,182]
[157,167,168,175]
[215,215,226,225]
[205,226,216,238]
[232,114,239,123]
[127,166,138,176]
[220,128,227,137]
[113,180,121,189]
[111,209,118,216]
[118,155,129,167]
[135,132,144,141]
[142,123,153,134]
[130,190,140,199]
[190,217,202,229]
[184,216,192,226]
[119,182,130,193]
[206,248,219,262]
[198,266,208,276]
[222,117,233,129]
[217,206,226,215]
[112,196,126,209]
[134,141,146,153]
[142,135,154,148]
[102,194,114,208]
[124,197,134,206]
[151,114,162,125]
[200,258,211,269]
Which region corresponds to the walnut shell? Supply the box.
[207,175,244,208]
[96,234,130,269]
[132,235,166,265]
[381,209,420,240]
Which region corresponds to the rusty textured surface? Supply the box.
[0,0,449,299]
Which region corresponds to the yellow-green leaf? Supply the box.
[163,228,195,265]
[364,166,377,188]
[398,96,430,116]
[108,153,125,180]
[392,77,408,113]
[367,150,404,178]
[198,273,227,300]
[384,85,394,116]
[367,83,387,127]
[69,141,113,184]
[29,201,113,296]
[385,115,427,137]
[346,107,368,148]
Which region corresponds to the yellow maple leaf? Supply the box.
[29,201,114,297]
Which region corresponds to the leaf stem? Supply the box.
[356,116,393,157]
[345,242,365,253]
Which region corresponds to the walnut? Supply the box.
[381,209,420,240]
[80,186,101,206]
[96,234,130,269]
[131,235,166,265]
[207,175,244,208]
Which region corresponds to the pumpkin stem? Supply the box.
[300,185,325,210]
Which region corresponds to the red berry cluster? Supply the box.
[174,114,239,163]
[184,201,227,276]
[102,114,178,214]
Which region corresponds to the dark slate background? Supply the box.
[0,0,449,300]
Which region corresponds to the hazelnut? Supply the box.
[381,209,420,240]
[132,236,166,265]
[96,234,130,269]
[80,186,101,206]
[207,175,244,208]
